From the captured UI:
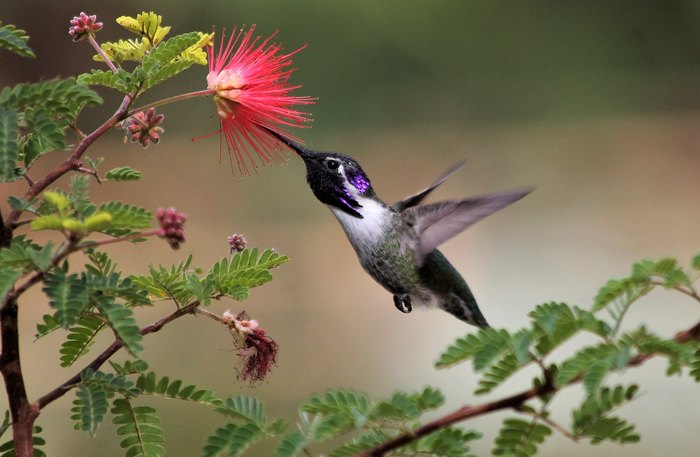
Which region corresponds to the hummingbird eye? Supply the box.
[326,159,340,170]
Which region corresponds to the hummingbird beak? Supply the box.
[258,125,315,160]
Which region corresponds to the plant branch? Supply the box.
[3,242,76,309]
[353,320,700,457]
[35,301,201,410]
[87,34,118,73]
[126,88,215,117]
[5,93,134,229]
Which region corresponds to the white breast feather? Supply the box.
[330,197,390,247]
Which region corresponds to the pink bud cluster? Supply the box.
[124,108,164,148]
[227,233,247,253]
[68,12,103,42]
[156,207,187,249]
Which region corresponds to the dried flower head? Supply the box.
[227,233,247,253]
[123,108,164,148]
[155,207,187,249]
[226,311,278,383]
[198,26,315,176]
[69,12,103,42]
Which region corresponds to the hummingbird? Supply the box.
[265,130,531,327]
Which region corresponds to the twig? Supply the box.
[35,301,201,410]
[352,320,700,457]
[6,93,134,229]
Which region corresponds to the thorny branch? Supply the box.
[353,320,700,457]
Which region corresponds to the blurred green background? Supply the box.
[2,1,700,456]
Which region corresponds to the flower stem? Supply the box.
[87,34,118,73]
[127,89,216,117]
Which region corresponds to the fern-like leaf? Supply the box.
[0,106,21,182]
[96,201,152,236]
[131,256,193,305]
[93,295,143,355]
[0,269,20,304]
[136,372,222,406]
[60,315,106,367]
[112,398,165,457]
[555,343,620,389]
[42,269,88,328]
[329,431,389,457]
[71,383,109,436]
[21,107,68,167]
[201,422,262,457]
[272,431,307,457]
[409,427,480,457]
[0,22,35,58]
[105,166,143,182]
[206,248,289,300]
[0,79,102,122]
[141,32,200,74]
[215,396,267,425]
[493,418,551,457]
[77,69,134,93]
[82,369,140,397]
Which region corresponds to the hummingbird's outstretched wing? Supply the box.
[392,161,466,212]
[404,189,532,265]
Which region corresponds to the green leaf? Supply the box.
[272,431,307,457]
[300,389,370,416]
[216,396,266,425]
[141,32,199,74]
[7,195,34,212]
[573,384,639,440]
[21,107,68,167]
[632,257,691,288]
[60,315,106,367]
[71,383,109,436]
[110,359,149,376]
[136,372,221,406]
[35,314,60,339]
[93,295,143,355]
[43,269,88,328]
[408,427,480,457]
[131,256,193,305]
[206,248,289,300]
[628,327,698,376]
[0,79,102,122]
[201,422,262,457]
[77,69,134,93]
[555,343,619,388]
[82,369,140,397]
[330,431,389,457]
[141,59,195,91]
[0,269,20,303]
[0,106,21,182]
[84,268,151,306]
[96,201,152,236]
[111,398,165,457]
[0,22,35,58]
[435,328,512,370]
[692,253,700,270]
[493,418,552,457]
[106,166,143,182]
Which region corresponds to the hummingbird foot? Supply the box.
[393,294,412,314]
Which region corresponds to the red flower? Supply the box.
[200,26,314,176]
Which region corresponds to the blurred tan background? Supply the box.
[1,1,700,456]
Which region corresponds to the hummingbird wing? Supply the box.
[404,189,532,265]
[392,161,466,212]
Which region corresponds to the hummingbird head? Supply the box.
[265,130,375,218]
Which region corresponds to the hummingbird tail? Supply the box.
[440,288,490,328]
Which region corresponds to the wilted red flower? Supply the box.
[155,207,187,249]
[223,311,278,383]
[68,12,103,42]
[199,26,315,176]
